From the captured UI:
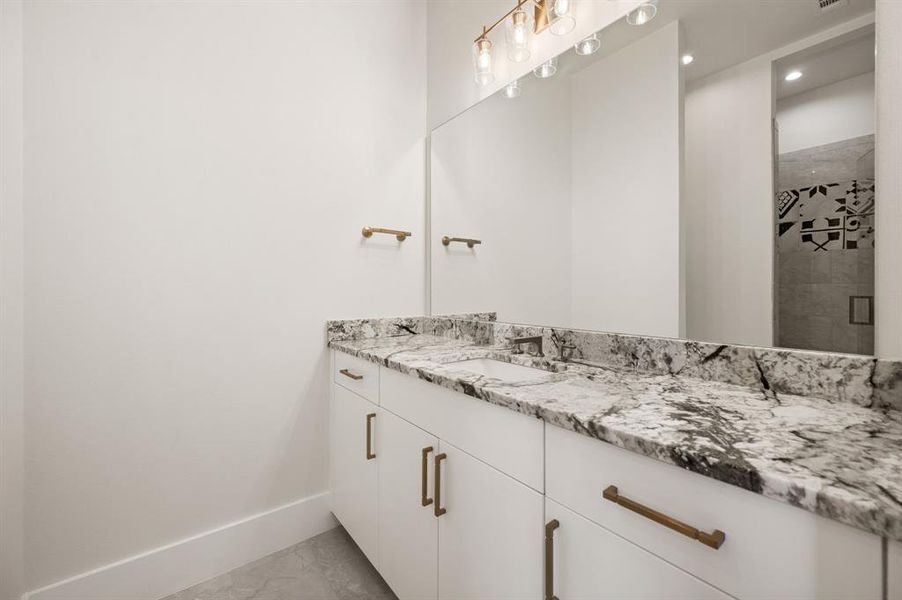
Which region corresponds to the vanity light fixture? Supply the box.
[626,0,657,26]
[471,0,576,84]
[785,70,803,81]
[548,0,576,36]
[503,79,522,98]
[533,57,558,79]
[574,32,600,56]
[472,35,495,86]
[505,6,532,62]
[681,54,694,65]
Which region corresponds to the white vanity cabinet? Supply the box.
[546,425,883,600]
[330,351,885,600]
[545,499,729,600]
[376,409,438,600]
[437,441,543,600]
[330,382,379,566]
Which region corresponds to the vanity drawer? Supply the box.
[546,424,882,600]
[333,351,379,403]
[380,367,543,492]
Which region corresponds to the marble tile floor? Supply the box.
[160,527,397,600]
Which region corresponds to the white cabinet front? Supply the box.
[378,410,439,600]
[545,499,729,600]
[437,442,544,600]
[331,384,379,567]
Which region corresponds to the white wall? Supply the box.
[684,56,774,347]
[426,0,643,129]
[876,0,902,358]
[21,0,425,592]
[430,77,572,326]
[777,71,875,153]
[570,22,682,337]
[1,1,25,599]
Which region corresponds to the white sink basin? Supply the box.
[449,358,548,382]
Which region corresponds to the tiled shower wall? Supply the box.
[776,134,875,354]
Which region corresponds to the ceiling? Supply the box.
[774,26,875,99]
[553,0,875,86]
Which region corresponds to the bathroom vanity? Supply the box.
[327,316,902,600]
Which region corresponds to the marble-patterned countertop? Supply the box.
[330,333,902,541]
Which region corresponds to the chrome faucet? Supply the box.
[511,336,544,357]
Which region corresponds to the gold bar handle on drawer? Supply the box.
[339,369,363,381]
[365,413,376,460]
[421,446,434,507]
[602,485,725,549]
[442,236,482,248]
[544,519,560,600]
[434,453,447,517]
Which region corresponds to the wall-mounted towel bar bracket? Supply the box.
[362,227,411,241]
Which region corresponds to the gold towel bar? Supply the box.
[442,236,482,248]
[603,485,725,549]
[362,227,411,241]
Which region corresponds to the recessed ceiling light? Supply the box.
[681,54,694,65]
[785,70,803,82]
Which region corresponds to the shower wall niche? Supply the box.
[776,134,875,354]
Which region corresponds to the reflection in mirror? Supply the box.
[431,0,877,354]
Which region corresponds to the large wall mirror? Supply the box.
[430,0,877,355]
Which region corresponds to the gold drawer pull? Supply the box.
[602,485,725,550]
[434,453,447,517]
[365,413,376,460]
[362,226,411,242]
[421,446,434,506]
[339,369,363,381]
[544,519,560,600]
[442,236,482,248]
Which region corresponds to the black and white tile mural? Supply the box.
[776,135,875,355]
[778,178,875,252]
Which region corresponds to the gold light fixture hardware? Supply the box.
[421,446,434,507]
[442,236,482,248]
[365,413,376,460]
[361,227,412,242]
[473,0,552,43]
[339,369,363,381]
[544,519,560,600]
[602,485,726,550]
[434,452,447,517]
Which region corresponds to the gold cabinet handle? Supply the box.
[602,485,725,550]
[362,226,411,242]
[365,413,376,460]
[442,236,482,248]
[421,446,434,507]
[434,452,447,517]
[544,519,560,600]
[339,368,363,381]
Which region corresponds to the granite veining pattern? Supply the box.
[329,331,902,541]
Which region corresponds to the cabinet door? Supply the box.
[331,384,379,566]
[437,442,543,600]
[378,410,439,600]
[545,499,729,600]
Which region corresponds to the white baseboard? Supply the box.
[23,492,336,600]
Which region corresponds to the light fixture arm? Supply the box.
[474,0,551,43]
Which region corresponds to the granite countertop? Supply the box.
[330,333,902,541]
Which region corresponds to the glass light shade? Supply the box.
[626,1,657,26]
[503,79,522,99]
[574,33,600,56]
[533,57,558,79]
[549,0,576,36]
[505,8,531,62]
[472,38,495,86]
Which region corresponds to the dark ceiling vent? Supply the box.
[818,0,848,12]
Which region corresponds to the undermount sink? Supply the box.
[449,358,548,382]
